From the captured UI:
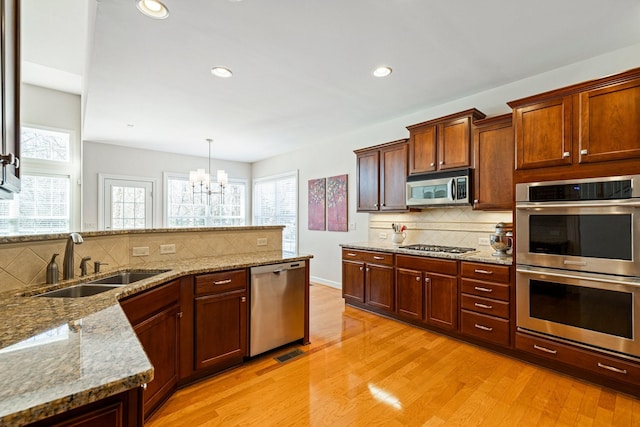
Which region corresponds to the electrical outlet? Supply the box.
[257,238,268,246]
[160,244,176,254]
[132,246,149,256]
[478,237,490,246]
[379,232,388,239]
[348,222,356,231]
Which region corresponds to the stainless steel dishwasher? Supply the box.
[250,261,306,357]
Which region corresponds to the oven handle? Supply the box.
[516,265,640,287]
[516,200,640,209]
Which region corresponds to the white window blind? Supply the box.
[253,172,297,253]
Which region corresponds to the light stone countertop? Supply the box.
[340,242,513,266]
[0,250,312,426]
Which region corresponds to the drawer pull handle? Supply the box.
[474,303,493,309]
[533,344,557,355]
[373,256,385,260]
[580,149,588,155]
[597,362,627,375]
[474,286,493,293]
[213,279,232,285]
[474,269,493,275]
[474,324,493,332]
[347,253,357,257]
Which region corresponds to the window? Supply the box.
[0,126,75,235]
[100,176,154,230]
[253,171,297,253]
[164,173,247,227]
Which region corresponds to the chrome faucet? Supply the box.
[63,232,84,279]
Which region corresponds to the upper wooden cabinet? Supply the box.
[509,67,640,178]
[355,139,408,212]
[407,109,486,174]
[472,114,514,211]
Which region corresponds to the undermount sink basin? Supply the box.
[36,284,122,298]
[34,269,170,298]
[87,269,170,285]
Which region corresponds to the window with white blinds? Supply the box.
[165,173,247,227]
[0,127,73,235]
[253,171,298,253]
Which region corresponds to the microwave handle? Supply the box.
[450,178,456,200]
[516,200,640,209]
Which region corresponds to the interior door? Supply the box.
[103,177,153,230]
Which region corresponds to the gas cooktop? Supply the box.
[400,244,476,254]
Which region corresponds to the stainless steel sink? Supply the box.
[88,269,170,285]
[36,284,122,298]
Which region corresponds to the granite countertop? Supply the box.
[0,251,312,426]
[340,242,513,266]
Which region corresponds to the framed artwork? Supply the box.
[327,174,347,232]
[308,177,326,230]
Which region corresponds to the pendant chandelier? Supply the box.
[190,139,228,204]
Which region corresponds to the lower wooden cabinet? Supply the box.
[120,279,182,419]
[27,388,143,427]
[341,249,394,312]
[194,269,248,372]
[395,268,423,320]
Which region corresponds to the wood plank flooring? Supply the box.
[147,285,640,426]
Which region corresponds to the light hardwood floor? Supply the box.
[147,284,640,426]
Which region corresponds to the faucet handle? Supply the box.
[80,256,92,277]
[94,261,109,274]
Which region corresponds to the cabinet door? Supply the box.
[342,260,365,303]
[409,125,437,174]
[395,268,423,320]
[514,97,572,169]
[365,263,394,312]
[579,79,640,164]
[132,303,180,417]
[194,289,247,371]
[473,116,514,210]
[439,117,471,170]
[424,273,457,330]
[380,143,408,211]
[356,150,380,211]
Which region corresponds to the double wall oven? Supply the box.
[515,175,640,359]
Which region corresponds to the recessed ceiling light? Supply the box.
[373,66,393,78]
[211,67,233,78]
[136,0,169,19]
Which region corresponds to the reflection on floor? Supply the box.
[147,284,640,426]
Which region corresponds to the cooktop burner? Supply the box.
[400,244,476,254]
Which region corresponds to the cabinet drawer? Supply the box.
[460,310,510,347]
[515,332,640,386]
[461,262,510,284]
[396,254,457,275]
[460,278,510,301]
[342,249,393,266]
[195,269,247,296]
[120,279,181,326]
[460,294,509,319]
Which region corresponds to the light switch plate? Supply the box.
[132,246,149,256]
[379,232,388,239]
[257,238,268,246]
[478,237,490,246]
[160,244,176,254]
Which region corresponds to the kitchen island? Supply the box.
[0,249,312,426]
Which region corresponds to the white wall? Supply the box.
[82,141,251,230]
[252,42,640,288]
[21,83,82,230]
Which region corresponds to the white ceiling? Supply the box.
[21,0,640,162]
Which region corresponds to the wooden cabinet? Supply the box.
[459,261,512,347]
[407,109,485,174]
[396,255,458,331]
[119,280,182,419]
[395,268,423,320]
[509,67,640,180]
[26,388,143,427]
[472,114,514,210]
[194,269,248,372]
[341,249,394,312]
[355,139,408,212]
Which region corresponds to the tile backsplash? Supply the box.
[0,228,282,294]
[369,207,512,248]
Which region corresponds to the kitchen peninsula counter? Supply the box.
[340,242,513,265]
[0,250,312,426]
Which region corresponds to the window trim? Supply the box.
[163,171,248,227]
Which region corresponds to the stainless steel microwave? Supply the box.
[406,169,471,207]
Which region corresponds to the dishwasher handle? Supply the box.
[251,261,306,276]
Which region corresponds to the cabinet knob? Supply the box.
[359,266,364,271]
[425,277,430,283]
[366,268,370,272]
[415,276,420,281]
[177,312,183,318]
[430,162,435,167]
[580,149,588,155]
[374,203,378,207]
[473,199,479,204]
[562,151,570,158]
[439,161,444,165]
[241,296,247,303]
[141,383,148,390]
